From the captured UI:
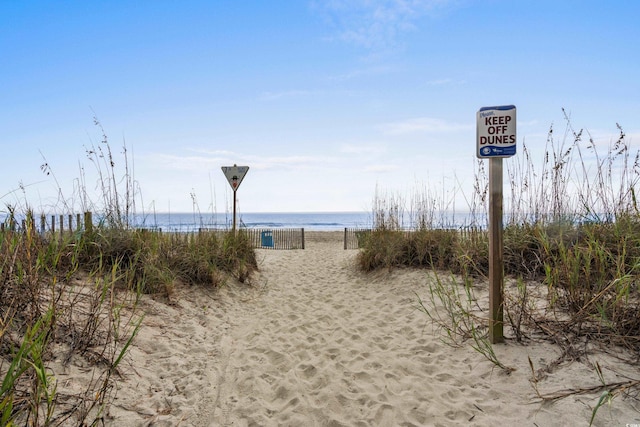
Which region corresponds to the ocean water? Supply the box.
[135,211,374,232]
[1,210,482,232]
[134,211,483,232]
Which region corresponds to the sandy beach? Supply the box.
[99,231,640,426]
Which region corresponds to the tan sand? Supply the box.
[103,231,640,426]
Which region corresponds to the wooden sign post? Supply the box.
[477,105,516,344]
[221,165,249,233]
[488,157,504,343]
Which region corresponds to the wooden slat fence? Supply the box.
[1,212,93,235]
[1,213,305,250]
[193,228,305,250]
[344,226,485,250]
[459,226,488,245]
[344,228,372,250]
[243,228,305,250]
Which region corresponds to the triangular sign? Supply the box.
[221,165,249,191]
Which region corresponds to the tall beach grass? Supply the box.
[359,113,640,354]
[0,120,257,425]
[359,113,640,422]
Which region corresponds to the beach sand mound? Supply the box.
[101,231,640,426]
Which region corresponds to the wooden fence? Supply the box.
[0,212,93,234]
[3,212,486,254]
[343,226,486,250]
[343,228,372,250]
[183,228,306,250]
[1,212,307,250]
[242,228,305,250]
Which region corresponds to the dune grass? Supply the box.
[0,215,256,425]
[0,122,257,425]
[358,114,640,421]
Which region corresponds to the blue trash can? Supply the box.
[261,231,274,248]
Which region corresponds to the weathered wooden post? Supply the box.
[477,105,516,344]
[488,158,504,344]
[84,212,93,233]
[344,228,348,250]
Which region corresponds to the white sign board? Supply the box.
[221,165,249,191]
[477,105,516,158]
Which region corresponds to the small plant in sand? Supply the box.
[414,267,514,373]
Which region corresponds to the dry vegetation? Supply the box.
[3,112,638,425]
[357,113,640,423]
[0,121,257,426]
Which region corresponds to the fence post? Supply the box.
[51,215,55,234]
[301,228,305,250]
[84,212,93,233]
[344,228,348,250]
[40,215,46,234]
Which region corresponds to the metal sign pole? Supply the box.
[232,189,237,234]
[488,157,504,344]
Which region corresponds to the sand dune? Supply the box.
[105,231,640,426]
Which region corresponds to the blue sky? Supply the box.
[1,0,639,214]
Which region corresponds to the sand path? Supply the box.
[110,232,640,426]
[204,235,481,426]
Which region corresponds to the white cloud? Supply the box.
[426,78,453,85]
[246,155,338,171]
[148,151,341,172]
[312,0,456,50]
[364,164,398,173]
[189,148,237,157]
[426,78,466,86]
[627,131,640,145]
[517,119,540,127]
[327,64,399,82]
[340,143,386,155]
[379,117,472,134]
[260,90,318,101]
